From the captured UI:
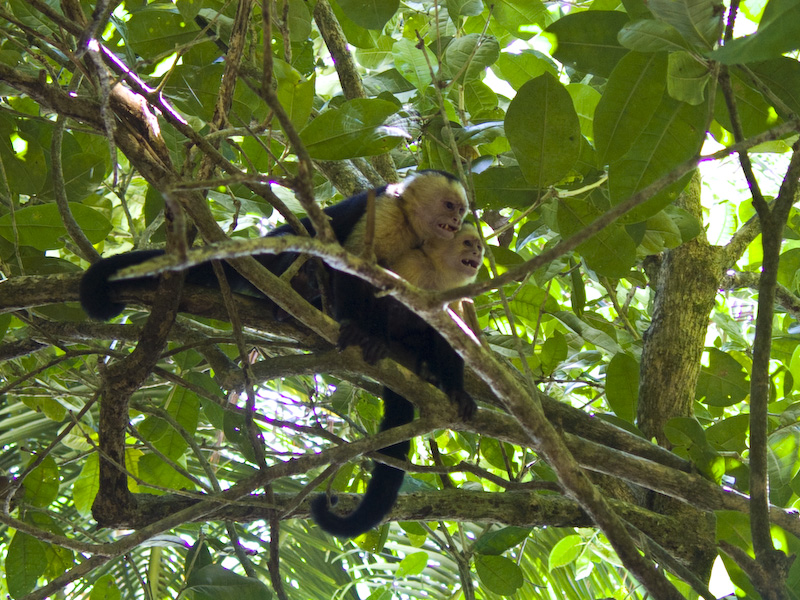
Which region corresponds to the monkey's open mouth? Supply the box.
[462,259,480,269]
[438,223,458,232]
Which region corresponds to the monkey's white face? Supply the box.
[450,226,483,280]
[402,173,469,241]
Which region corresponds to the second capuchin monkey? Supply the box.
[311,224,484,538]
[79,170,469,361]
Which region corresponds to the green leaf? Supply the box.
[545,11,630,78]
[567,83,601,141]
[464,80,499,117]
[608,96,707,223]
[492,0,548,40]
[0,202,112,250]
[299,99,403,160]
[336,0,399,30]
[329,0,376,48]
[710,0,800,64]
[475,554,524,595]
[706,414,750,453]
[594,52,667,164]
[447,0,484,17]
[618,19,692,53]
[552,311,623,354]
[506,73,580,187]
[492,50,558,91]
[90,574,121,600]
[606,353,640,423]
[287,0,312,42]
[126,5,199,60]
[473,167,537,210]
[667,51,711,105]
[647,0,724,50]
[509,285,554,326]
[665,416,707,448]
[557,197,638,278]
[540,333,568,375]
[548,534,583,570]
[713,67,782,139]
[442,34,500,84]
[749,57,800,118]
[696,348,749,406]
[474,527,532,555]
[73,453,99,516]
[392,38,434,91]
[22,455,60,508]
[398,551,428,576]
[355,35,394,70]
[767,425,800,505]
[6,531,48,598]
[664,204,703,243]
[641,210,683,253]
[274,59,315,132]
[185,564,273,600]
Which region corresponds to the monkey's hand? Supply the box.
[450,390,476,420]
[338,321,389,365]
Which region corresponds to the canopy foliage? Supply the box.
[1,0,800,599]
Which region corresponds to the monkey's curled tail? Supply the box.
[311,389,414,538]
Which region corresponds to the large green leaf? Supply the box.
[299,99,403,159]
[594,51,667,164]
[506,73,580,187]
[606,352,640,423]
[749,57,800,117]
[545,11,630,78]
[473,167,538,210]
[22,455,59,508]
[475,527,533,555]
[274,59,315,132]
[185,564,273,600]
[287,0,313,42]
[548,534,583,570]
[126,5,199,60]
[667,51,711,105]
[710,0,800,64]
[336,0,399,30]
[768,426,800,505]
[647,0,723,50]
[608,95,707,222]
[557,197,638,279]
[492,0,548,40]
[475,554,524,595]
[696,348,749,406]
[392,38,434,90]
[713,67,780,139]
[0,202,112,250]
[442,34,500,83]
[492,50,558,91]
[5,531,48,598]
[618,19,693,53]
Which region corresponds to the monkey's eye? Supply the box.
[445,201,455,210]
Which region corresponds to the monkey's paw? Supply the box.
[451,390,476,420]
[337,321,388,365]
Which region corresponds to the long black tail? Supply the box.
[79,250,165,320]
[311,388,414,538]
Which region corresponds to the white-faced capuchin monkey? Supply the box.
[79,170,469,361]
[310,224,484,538]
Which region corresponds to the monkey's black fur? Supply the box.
[79,187,375,321]
[309,388,414,538]
[78,170,472,539]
